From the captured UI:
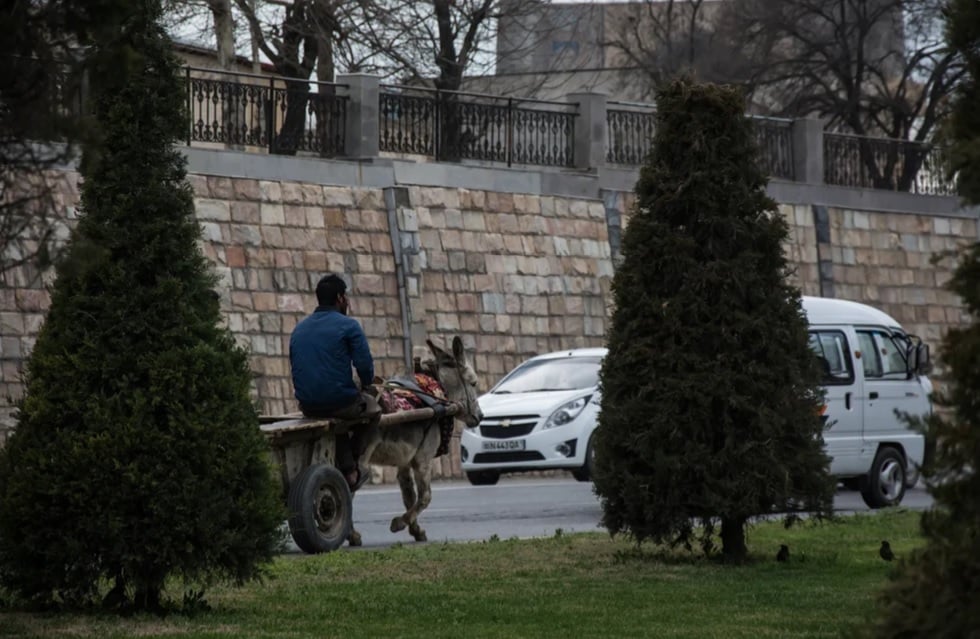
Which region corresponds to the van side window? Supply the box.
[857,329,908,380]
[808,330,854,384]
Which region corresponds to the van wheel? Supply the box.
[904,464,921,489]
[466,470,500,486]
[859,447,907,509]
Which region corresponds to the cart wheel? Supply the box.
[287,463,352,554]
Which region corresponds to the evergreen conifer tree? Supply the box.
[860,2,980,635]
[947,0,980,204]
[592,79,835,562]
[0,0,282,610]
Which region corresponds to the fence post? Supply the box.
[568,92,607,171]
[506,97,513,168]
[337,73,380,160]
[185,67,192,146]
[267,76,276,154]
[792,118,824,185]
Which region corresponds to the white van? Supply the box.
[803,296,932,509]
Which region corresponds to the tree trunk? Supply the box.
[207,0,237,144]
[269,1,317,156]
[246,0,261,73]
[315,20,337,157]
[274,77,310,155]
[209,0,235,70]
[436,91,464,162]
[433,0,464,162]
[898,146,926,193]
[720,516,747,563]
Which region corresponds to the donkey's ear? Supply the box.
[452,336,465,361]
[427,339,448,359]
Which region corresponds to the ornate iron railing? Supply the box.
[379,86,576,167]
[5,57,87,140]
[185,67,347,157]
[605,109,796,180]
[605,103,657,165]
[823,133,954,195]
[751,116,795,180]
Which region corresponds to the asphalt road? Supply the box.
[282,476,934,553]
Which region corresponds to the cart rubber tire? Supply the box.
[287,463,353,554]
[859,447,907,509]
[466,470,500,486]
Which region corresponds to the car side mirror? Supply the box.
[916,343,931,375]
[905,337,931,377]
[905,341,919,376]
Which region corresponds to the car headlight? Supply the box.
[543,396,591,430]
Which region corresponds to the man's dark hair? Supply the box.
[316,274,347,306]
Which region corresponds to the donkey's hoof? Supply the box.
[411,527,427,542]
[390,517,407,533]
[348,530,362,547]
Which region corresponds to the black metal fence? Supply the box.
[606,103,656,165]
[185,67,347,157]
[604,108,796,180]
[751,116,795,180]
[6,58,87,141]
[179,67,957,195]
[823,133,954,196]
[379,86,576,167]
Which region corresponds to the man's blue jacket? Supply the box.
[289,305,375,411]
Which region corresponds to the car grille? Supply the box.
[479,415,540,439]
[473,451,546,463]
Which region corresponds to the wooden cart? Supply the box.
[260,402,460,554]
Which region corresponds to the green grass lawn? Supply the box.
[0,509,922,639]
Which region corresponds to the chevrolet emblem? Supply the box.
[500,419,512,428]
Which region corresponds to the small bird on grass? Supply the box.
[776,544,790,563]
[879,540,895,561]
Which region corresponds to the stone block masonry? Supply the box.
[0,173,615,482]
[1,150,976,482]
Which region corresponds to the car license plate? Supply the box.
[482,439,526,451]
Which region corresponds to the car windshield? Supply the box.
[493,357,602,393]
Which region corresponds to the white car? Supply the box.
[460,348,605,485]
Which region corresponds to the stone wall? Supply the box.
[825,208,972,343]
[0,168,615,483]
[1,150,976,482]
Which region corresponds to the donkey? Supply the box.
[348,336,483,545]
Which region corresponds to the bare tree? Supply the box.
[600,0,753,102]
[347,0,500,90]
[346,0,558,159]
[735,0,964,189]
[210,0,237,69]
[170,0,575,158]
[232,0,346,154]
[163,0,237,69]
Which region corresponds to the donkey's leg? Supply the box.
[389,465,417,534]
[356,418,383,476]
[406,461,433,542]
[348,527,363,547]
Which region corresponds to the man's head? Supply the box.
[316,273,350,314]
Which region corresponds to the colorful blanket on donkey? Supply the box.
[377,374,455,458]
[378,373,446,412]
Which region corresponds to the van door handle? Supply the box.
[869,391,879,400]
[845,392,851,410]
